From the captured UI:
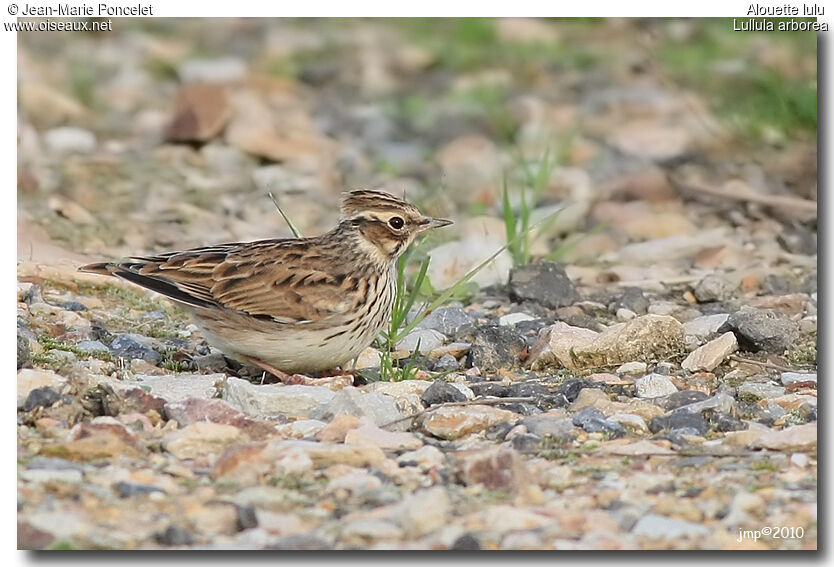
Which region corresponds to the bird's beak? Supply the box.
[420,217,454,231]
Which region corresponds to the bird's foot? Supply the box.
[244,357,354,389]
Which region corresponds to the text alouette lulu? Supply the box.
[737,3,827,31]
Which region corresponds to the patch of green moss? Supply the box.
[751,459,780,472]
[38,337,113,362]
[47,541,79,551]
[785,332,817,368]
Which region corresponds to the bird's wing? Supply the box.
[81,239,369,324]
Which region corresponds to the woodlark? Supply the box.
[80,190,452,381]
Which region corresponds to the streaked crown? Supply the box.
[338,189,452,262]
[340,189,419,219]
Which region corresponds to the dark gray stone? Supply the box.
[193,352,228,372]
[708,413,747,432]
[485,421,514,441]
[60,301,88,311]
[800,272,817,294]
[509,262,578,309]
[666,428,705,444]
[114,481,165,498]
[416,306,473,337]
[154,526,193,546]
[21,285,41,304]
[23,387,61,411]
[610,287,650,314]
[76,340,110,354]
[508,382,549,398]
[656,390,710,411]
[798,403,816,422]
[432,354,460,372]
[559,379,595,402]
[719,308,799,353]
[735,401,766,421]
[468,382,511,398]
[649,411,709,435]
[109,334,163,364]
[17,334,31,369]
[777,224,816,256]
[514,319,551,336]
[421,380,467,407]
[466,326,526,372]
[236,505,258,531]
[693,274,736,302]
[761,274,796,295]
[572,408,625,437]
[511,433,543,451]
[496,402,541,415]
[451,534,482,550]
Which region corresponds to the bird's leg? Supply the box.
[240,356,307,385]
[239,356,354,389]
[319,367,357,378]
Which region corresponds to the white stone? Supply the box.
[790,452,809,468]
[178,56,247,83]
[616,361,647,375]
[344,418,423,451]
[278,419,327,439]
[134,373,223,402]
[528,322,598,371]
[223,377,335,418]
[608,413,649,433]
[162,422,241,459]
[499,312,536,326]
[44,126,96,154]
[396,329,445,353]
[353,347,382,370]
[681,331,738,372]
[397,486,450,536]
[632,514,709,539]
[683,313,730,348]
[677,393,734,414]
[396,445,446,468]
[634,374,678,398]
[20,468,83,484]
[781,372,817,386]
[320,387,406,430]
[737,381,786,400]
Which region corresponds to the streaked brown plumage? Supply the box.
[80,190,452,379]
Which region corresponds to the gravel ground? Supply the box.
[17,18,816,550]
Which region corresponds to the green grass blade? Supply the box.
[502,176,519,264]
[395,212,559,340]
[268,192,303,238]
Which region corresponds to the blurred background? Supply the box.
[17,18,817,290]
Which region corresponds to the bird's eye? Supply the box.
[388,216,405,229]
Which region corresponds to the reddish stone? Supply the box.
[164,398,277,440]
[455,447,530,492]
[17,521,54,550]
[102,386,166,417]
